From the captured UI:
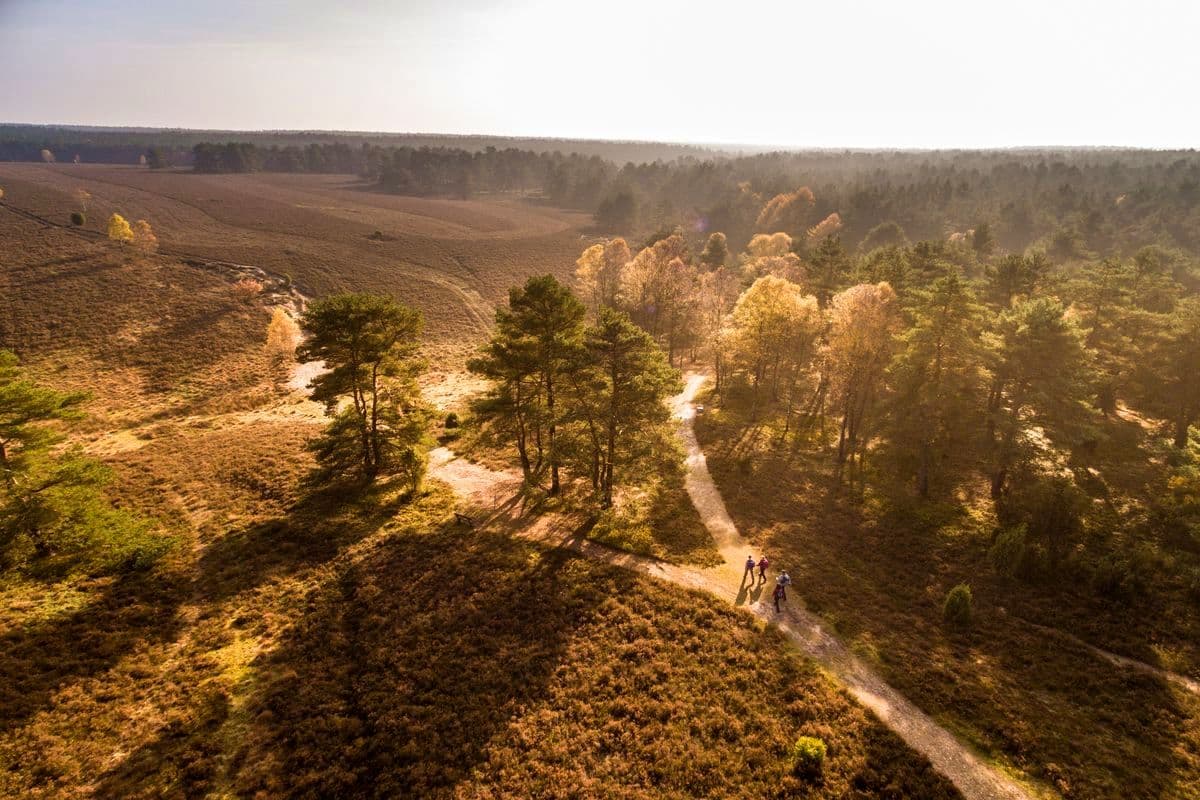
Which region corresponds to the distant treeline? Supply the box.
[0,123,721,165]
[190,142,1200,257]
[5,124,1200,257]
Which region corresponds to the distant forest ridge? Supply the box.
[0,123,737,164]
[4,124,1200,257]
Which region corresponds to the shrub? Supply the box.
[70,211,85,226]
[1091,555,1134,602]
[232,278,264,304]
[943,583,973,627]
[790,735,827,779]
[1000,474,1086,573]
[444,412,459,429]
[989,524,1028,578]
[107,212,134,243]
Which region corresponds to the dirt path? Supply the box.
[1017,617,1200,697]
[431,374,1038,800]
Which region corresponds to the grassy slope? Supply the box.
[695,396,1200,800]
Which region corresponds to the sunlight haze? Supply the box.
[2,0,1197,147]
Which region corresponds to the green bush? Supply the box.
[444,412,459,429]
[1091,547,1156,603]
[790,735,827,779]
[943,583,973,627]
[70,211,85,226]
[998,474,1086,575]
[989,524,1028,578]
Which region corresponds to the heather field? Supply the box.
[0,164,589,363]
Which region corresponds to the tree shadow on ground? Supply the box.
[230,524,635,798]
[0,567,188,736]
[708,409,1197,799]
[90,688,231,800]
[194,479,431,605]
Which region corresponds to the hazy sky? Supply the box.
[2,0,1197,148]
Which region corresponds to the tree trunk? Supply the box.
[368,364,382,474]
[547,372,559,496]
[916,442,930,499]
[990,467,1007,501]
[1174,415,1192,449]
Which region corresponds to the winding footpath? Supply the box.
[432,373,1037,800]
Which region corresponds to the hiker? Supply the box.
[776,570,792,600]
[757,555,770,582]
[773,582,786,613]
[743,555,756,583]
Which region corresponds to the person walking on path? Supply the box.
[776,570,792,599]
[743,555,756,583]
[757,555,770,582]
[773,582,786,613]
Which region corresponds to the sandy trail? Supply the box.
[431,373,1037,800]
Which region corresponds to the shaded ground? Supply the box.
[693,389,1200,800]
[431,375,1039,800]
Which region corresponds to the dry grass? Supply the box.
[228,521,958,799]
[695,393,1200,799]
[0,164,589,365]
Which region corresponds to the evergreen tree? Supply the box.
[1136,297,1200,448]
[699,231,729,269]
[298,294,427,486]
[581,309,680,507]
[470,276,584,495]
[885,273,987,497]
[971,222,996,257]
[1,351,157,569]
[985,252,1050,307]
[985,298,1091,500]
[807,235,851,307]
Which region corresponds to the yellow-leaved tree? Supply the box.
[265,307,301,377]
[728,274,822,416]
[825,281,900,483]
[807,212,844,245]
[107,213,134,243]
[133,219,158,253]
[742,232,804,284]
[747,232,792,258]
[756,186,816,234]
[575,238,630,313]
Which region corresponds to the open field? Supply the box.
[694,393,1200,799]
[0,163,591,364]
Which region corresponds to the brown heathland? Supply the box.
[0,167,957,799]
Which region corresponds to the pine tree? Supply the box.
[885,273,987,497]
[583,309,680,507]
[469,276,584,495]
[985,298,1091,500]
[1,351,155,568]
[298,294,427,485]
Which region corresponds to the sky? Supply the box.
[1,0,1197,148]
